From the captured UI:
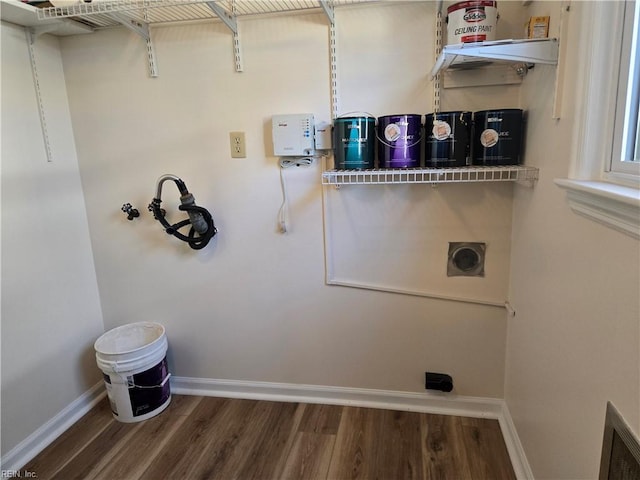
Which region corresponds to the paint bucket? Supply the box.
[333,115,376,170]
[472,109,524,166]
[446,1,498,44]
[424,111,472,167]
[94,322,171,423]
[377,114,423,168]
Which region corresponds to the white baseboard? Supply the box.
[171,376,503,417]
[498,402,535,480]
[1,377,533,480]
[1,382,105,472]
[171,376,532,479]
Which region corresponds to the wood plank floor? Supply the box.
[23,395,516,480]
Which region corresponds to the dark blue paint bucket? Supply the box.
[472,109,524,166]
[424,111,471,167]
[377,114,422,168]
[333,116,376,170]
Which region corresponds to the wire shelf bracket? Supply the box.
[319,0,334,24]
[104,11,158,77]
[205,1,242,72]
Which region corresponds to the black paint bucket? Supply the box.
[333,116,376,170]
[472,109,524,166]
[424,111,471,167]
[377,114,422,168]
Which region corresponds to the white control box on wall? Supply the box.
[272,114,314,156]
[314,121,332,150]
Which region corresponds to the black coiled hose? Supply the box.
[148,175,217,250]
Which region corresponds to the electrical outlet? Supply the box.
[229,131,246,158]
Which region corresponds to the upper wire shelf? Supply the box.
[430,38,559,79]
[322,166,539,186]
[36,0,374,28]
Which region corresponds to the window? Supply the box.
[610,0,640,179]
[555,0,640,239]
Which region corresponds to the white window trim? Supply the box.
[554,1,640,239]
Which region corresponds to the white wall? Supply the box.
[1,22,104,456]
[58,2,517,400]
[506,2,640,479]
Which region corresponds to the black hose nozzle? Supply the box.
[180,192,209,235]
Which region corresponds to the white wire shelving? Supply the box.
[322,165,539,186]
[35,0,373,27]
[32,0,373,76]
[0,0,93,35]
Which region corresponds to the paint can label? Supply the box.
[128,357,171,417]
[480,129,499,147]
[384,123,402,142]
[432,120,452,141]
[446,1,498,44]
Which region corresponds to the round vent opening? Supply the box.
[452,247,480,272]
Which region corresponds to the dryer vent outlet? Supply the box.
[425,372,453,392]
[447,242,486,277]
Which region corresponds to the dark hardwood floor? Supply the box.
[23,395,516,479]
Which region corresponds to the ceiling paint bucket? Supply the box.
[424,111,471,167]
[446,1,498,45]
[472,109,524,166]
[94,322,171,423]
[333,115,376,170]
[377,114,423,168]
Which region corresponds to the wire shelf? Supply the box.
[36,0,375,27]
[322,165,539,186]
[430,38,559,79]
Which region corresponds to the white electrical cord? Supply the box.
[279,157,314,168]
[277,156,317,233]
[278,165,289,233]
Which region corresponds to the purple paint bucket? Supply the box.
[377,114,422,168]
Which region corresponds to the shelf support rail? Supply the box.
[26,27,53,163]
[433,1,443,113]
[104,11,158,77]
[329,21,339,119]
[320,1,339,119]
[205,1,243,72]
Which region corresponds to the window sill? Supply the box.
[554,179,640,239]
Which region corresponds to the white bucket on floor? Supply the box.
[94,322,172,423]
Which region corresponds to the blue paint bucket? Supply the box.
[472,109,524,166]
[333,116,376,170]
[377,114,423,168]
[424,111,472,167]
